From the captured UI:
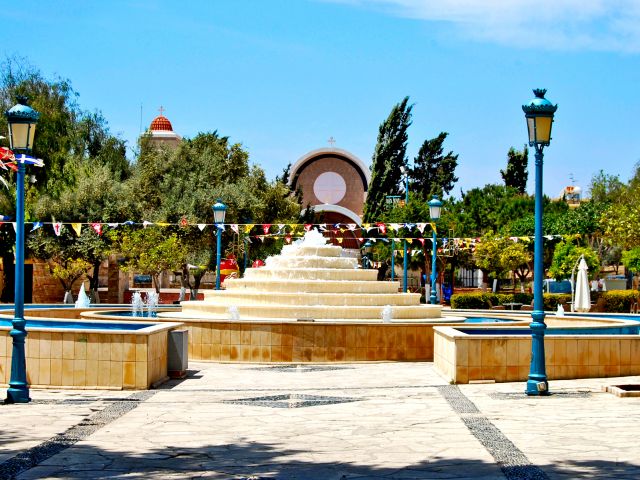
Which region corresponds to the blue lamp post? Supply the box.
[212,200,227,290]
[5,98,39,404]
[400,166,409,293]
[523,88,557,396]
[361,240,373,269]
[428,196,443,305]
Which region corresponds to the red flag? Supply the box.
[91,223,103,235]
[262,224,271,234]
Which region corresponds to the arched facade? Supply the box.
[289,147,370,225]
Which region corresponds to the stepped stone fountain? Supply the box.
[172,229,443,322]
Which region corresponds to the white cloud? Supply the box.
[328,0,640,52]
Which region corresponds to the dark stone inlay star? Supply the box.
[223,393,361,408]
[438,385,550,480]
[0,391,155,480]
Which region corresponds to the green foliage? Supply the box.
[114,228,187,293]
[473,233,510,278]
[49,258,91,292]
[410,132,459,199]
[548,241,600,281]
[600,290,640,313]
[450,292,572,310]
[500,241,532,283]
[450,292,491,309]
[621,248,640,273]
[543,293,572,310]
[500,146,528,194]
[454,184,537,236]
[364,97,412,223]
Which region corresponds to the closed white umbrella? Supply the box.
[574,256,591,312]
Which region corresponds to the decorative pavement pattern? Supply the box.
[0,362,639,479]
[222,393,361,409]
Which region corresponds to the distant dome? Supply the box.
[150,115,173,132]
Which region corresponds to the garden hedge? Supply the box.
[600,290,640,313]
[450,292,570,310]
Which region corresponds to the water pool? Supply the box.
[458,325,640,336]
[463,317,518,324]
[0,319,155,331]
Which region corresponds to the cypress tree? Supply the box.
[410,132,459,199]
[363,97,413,223]
[500,145,529,194]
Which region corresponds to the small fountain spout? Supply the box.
[146,291,160,318]
[131,292,144,317]
[75,284,91,308]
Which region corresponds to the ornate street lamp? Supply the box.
[428,196,443,305]
[523,88,557,396]
[385,195,401,282]
[5,97,39,404]
[212,200,227,290]
[400,166,410,293]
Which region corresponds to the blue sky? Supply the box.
[3,0,640,198]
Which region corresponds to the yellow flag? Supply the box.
[244,224,255,233]
[71,223,82,236]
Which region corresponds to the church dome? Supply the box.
[150,115,173,132]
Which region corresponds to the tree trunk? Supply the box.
[152,274,161,294]
[63,290,74,304]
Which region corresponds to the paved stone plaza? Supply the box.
[1,362,639,479]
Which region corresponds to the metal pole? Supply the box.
[526,148,549,395]
[6,162,29,403]
[403,240,408,293]
[403,173,409,293]
[430,224,438,305]
[215,227,222,290]
[390,239,395,282]
[243,237,248,274]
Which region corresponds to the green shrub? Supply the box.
[600,290,640,313]
[450,292,490,309]
[542,293,571,310]
[451,291,568,310]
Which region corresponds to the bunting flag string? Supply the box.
[0,219,573,248]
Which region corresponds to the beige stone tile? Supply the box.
[136,336,148,362]
[135,361,148,388]
[123,339,136,363]
[87,334,100,360]
[73,359,86,386]
[38,358,51,385]
[62,333,75,360]
[469,339,481,367]
[50,358,62,385]
[61,359,74,386]
[587,339,599,366]
[123,361,135,389]
[110,361,123,388]
[86,359,98,386]
[74,336,87,360]
[620,339,631,365]
[110,335,123,361]
[97,360,110,387]
[506,340,519,367]
[39,332,51,359]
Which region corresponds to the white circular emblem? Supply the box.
[313,171,346,204]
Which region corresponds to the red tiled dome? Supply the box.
[150,115,173,131]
